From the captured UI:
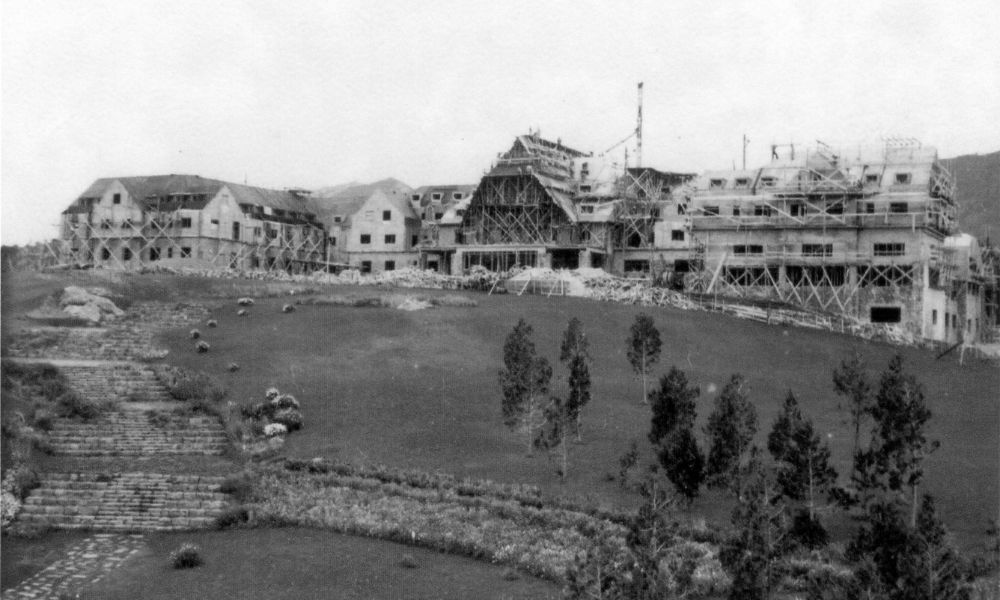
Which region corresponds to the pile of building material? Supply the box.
[584,277,701,310]
[504,268,592,296]
[331,267,463,289]
[26,286,124,326]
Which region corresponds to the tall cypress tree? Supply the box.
[705,374,758,496]
[500,319,552,454]
[560,317,591,441]
[868,354,937,526]
[767,390,837,547]
[648,366,699,446]
[626,314,662,404]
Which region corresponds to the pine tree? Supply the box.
[767,391,837,546]
[534,395,573,479]
[658,427,705,505]
[847,495,966,600]
[868,354,938,526]
[626,314,662,404]
[648,366,700,446]
[897,495,966,600]
[560,317,592,441]
[705,374,758,496]
[499,319,552,454]
[832,350,873,499]
[719,448,789,600]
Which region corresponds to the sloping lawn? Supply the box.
[80,528,560,600]
[158,285,999,551]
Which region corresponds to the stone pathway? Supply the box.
[2,534,145,599]
[4,298,234,597]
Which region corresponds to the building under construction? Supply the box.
[425,132,695,275]
[59,175,327,273]
[684,141,993,344]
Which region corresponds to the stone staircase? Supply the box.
[16,472,231,531]
[59,363,174,403]
[46,407,229,457]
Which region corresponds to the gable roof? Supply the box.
[68,174,318,218]
[366,188,420,222]
[313,189,420,228]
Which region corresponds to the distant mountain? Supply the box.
[941,151,1000,244]
[313,178,412,199]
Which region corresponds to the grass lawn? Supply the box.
[151,280,999,552]
[80,528,560,600]
[3,271,997,553]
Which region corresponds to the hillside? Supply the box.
[942,150,1000,243]
[313,177,412,199]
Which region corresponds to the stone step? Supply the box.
[16,470,234,532]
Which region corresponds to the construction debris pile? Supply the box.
[26,286,124,326]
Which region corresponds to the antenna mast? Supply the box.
[636,82,643,168]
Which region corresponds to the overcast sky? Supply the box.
[2,0,998,244]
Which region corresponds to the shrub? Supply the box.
[281,303,295,313]
[241,402,275,421]
[57,391,102,419]
[166,369,226,402]
[215,507,250,529]
[399,553,419,569]
[265,387,280,401]
[207,319,218,328]
[227,363,240,372]
[1,491,20,528]
[170,543,203,569]
[237,297,254,306]
[272,394,300,410]
[195,341,210,353]
[190,329,201,339]
[237,309,249,317]
[31,408,54,431]
[272,408,303,431]
[502,567,520,581]
[264,423,287,437]
[220,473,257,503]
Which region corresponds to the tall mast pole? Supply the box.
[636,82,643,168]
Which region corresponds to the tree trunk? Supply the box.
[640,349,648,404]
[808,452,815,521]
[911,482,918,528]
[526,397,535,456]
[560,432,568,480]
[575,413,582,442]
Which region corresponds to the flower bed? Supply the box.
[246,469,618,580]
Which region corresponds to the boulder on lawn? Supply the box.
[63,303,102,325]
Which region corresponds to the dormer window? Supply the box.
[760,177,777,188]
[734,178,749,189]
[866,173,880,184]
[580,205,595,214]
[709,178,726,189]
[411,194,421,202]
[895,172,911,184]
[333,216,343,223]
[453,192,463,200]
[579,185,592,193]
[113,193,121,205]
[432,193,443,201]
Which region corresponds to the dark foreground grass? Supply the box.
[1,530,89,589]
[78,528,560,600]
[151,280,1000,552]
